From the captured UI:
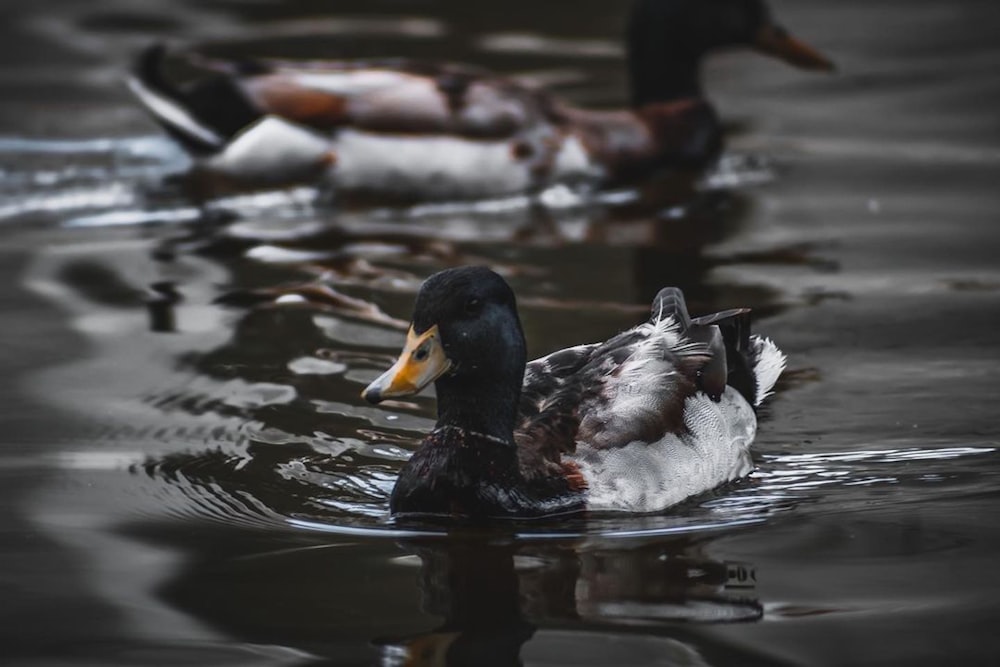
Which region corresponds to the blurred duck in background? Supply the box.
[128,0,833,201]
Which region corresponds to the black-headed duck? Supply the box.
[362,267,785,517]
[128,0,832,200]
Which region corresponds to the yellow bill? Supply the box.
[362,325,452,404]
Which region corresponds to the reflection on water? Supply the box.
[3,0,1000,665]
[374,540,763,665]
[132,523,771,665]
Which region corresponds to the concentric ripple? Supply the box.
[132,386,1000,539]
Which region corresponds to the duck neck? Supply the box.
[629,53,703,108]
[435,377,521,447]
[433,371,522,446]
[626,1,706,107]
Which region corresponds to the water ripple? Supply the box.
[130,431,1000,541]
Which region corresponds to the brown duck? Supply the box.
[128,0,833,200]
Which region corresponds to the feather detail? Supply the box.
[513,290,783,512]
[749,335,786,407]
[574,318,710,450]
[516,314,712,459]
[516,343,598,479]
[561,460,589,492]
[573,388,758,513]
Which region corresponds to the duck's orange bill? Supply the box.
[754,25,835,72]
[362,325,452,404]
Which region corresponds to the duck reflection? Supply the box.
[573,546,759,624]
[133,517,772,667]
[378,541,535,667]
[376,536,761,666]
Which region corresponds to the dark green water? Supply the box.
[2,1,1000,665]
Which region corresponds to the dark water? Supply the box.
[3,1,1000,665]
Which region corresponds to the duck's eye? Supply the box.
[463,297,483,316]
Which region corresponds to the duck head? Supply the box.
[363,267,527,439]
[628,0,835,106]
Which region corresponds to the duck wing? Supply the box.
[515,289,786,512]
[514,291,717,478]
[571,301,713,451]
[240,59,554,139]
[129,44,554,149]
[514,287,790,468]
[516,342,600,480]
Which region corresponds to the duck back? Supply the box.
[518,288,785,513]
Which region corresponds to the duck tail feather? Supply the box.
[691,308,752,351]
[127,43,226,154]
[649,287,692,329]
[749,336,786,407]
[646,289,785,406]
[692,307,784,406]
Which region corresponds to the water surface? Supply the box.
[2,1,1000,665]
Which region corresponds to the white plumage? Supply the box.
[529,308,786,513]
[575,388,759,512]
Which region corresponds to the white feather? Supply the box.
[290,69,422,95]
[551,135,603,183]
[565,314,784,512]
[329,129,534,199]
[573,388,757,513]
[204,116,334,183]
[750,335,786,407]
[630,314,707,361]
